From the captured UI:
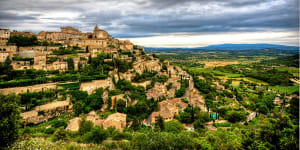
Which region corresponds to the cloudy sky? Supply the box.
[0,0,299,47]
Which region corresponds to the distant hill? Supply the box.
[145,43,299,51]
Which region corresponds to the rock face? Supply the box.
[21,99,71,125]
[66,112,127,131]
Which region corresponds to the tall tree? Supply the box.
[0,93,21,148]
[67,57,74,70]
[156,115,165,131]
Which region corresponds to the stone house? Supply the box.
[66,112,127,131]
[0,51,10,62]
[146,83,168,100]
[0,29,10,45]
[12,61,31,70]
[46,61,68,71]
[146,98,188,124]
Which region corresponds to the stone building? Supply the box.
[93,25,109,39]
[119,40,134,51]
[12,61,31,70]
[0,29,10,46]
[46,61,68,71]
[66,112,127,131]
[10,31,35,38]
[33,52,47,70]
[0,51,10,62]
[146,98,188,124]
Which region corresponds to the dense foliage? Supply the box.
[0,94,21,148]
[8,35,40,46]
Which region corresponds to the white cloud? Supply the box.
[126,31,299,47]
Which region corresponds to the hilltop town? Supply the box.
[0,26,206,132]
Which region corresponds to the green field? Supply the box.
[269,85,299,95]
[186,67,242,78]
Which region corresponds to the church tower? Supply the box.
[93,25,108,39]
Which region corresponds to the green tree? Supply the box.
[0,94,21,148]
[225,110,247,123]
[164,120,184,133]
[73,101,85,116]
[116,99,126,113]
[83,126,108,144]
[53,127,68,141]
[155,115,165,131]
[79,119,94,135]
[67,57,74,70]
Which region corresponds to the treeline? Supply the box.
[0,74,107,88]
[244,69,292,86]
[1,69,59,81]
[8,35,62,47]
[19,90,59,110]
[260,54,299,67]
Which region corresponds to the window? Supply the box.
[3,48,6,51]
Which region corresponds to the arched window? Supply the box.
[3,48,6,51]
[0,48,2,51]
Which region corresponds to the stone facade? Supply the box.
[10,32,35,37]
[66,112,127,131]
[146,98,188,124]
[0,52,10,63]
[93,25,109,39]
[46,61,68,71]
[12,61,31,70]
[0,29,10,46]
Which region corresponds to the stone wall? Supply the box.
[0,83,57,95]
[21,99,71,125]
[80,78,113,94]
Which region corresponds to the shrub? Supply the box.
[51,120,67,128]
[112,131,132,140]
[213,122,231,127]
[53,127,68,141]
[166,83,173,90]
[79,119,94,135]
[225,110,247,123]
[82,126,108,144]
[164,120,184,134]
[181,98,188,103]
[44,127,56,134]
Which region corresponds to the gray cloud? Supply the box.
[0,0,298,42]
